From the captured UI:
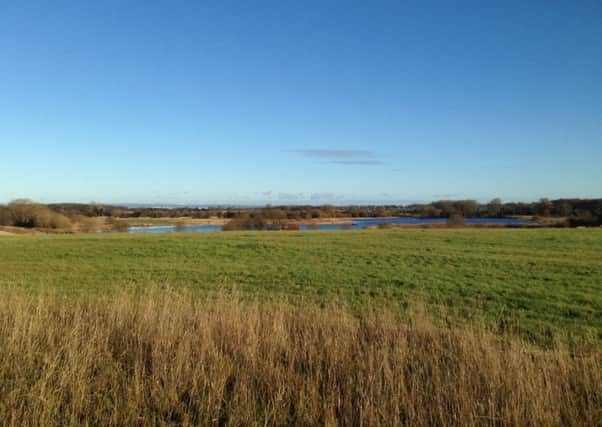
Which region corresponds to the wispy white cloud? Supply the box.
[290,149,383,166]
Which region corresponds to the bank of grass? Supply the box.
[0,228,601,345]
[0,288,600,426]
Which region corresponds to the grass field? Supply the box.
[1,228,601,345]
[1,290,600,426]
[1,228,602,425]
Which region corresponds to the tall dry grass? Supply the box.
[0,289,600,426]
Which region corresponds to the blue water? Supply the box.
[127,217,535,233]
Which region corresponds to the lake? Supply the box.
[127,217,536,233]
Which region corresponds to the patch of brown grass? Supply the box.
[0,289,600,426]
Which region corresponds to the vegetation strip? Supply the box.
[0,289,600,426]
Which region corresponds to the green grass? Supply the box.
[1,228,601,344]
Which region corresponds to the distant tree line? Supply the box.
[46,203,403,221]
[406,198,602,226]
[3,198,601,230]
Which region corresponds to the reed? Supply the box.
[0,288,600,426]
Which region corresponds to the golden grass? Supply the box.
[0,289,600,426]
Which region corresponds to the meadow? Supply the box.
[1,228,601,344]
[1,228,602,425]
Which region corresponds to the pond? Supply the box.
[127,217,536,233]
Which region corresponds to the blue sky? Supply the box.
[1,0,601,205]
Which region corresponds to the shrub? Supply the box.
[224,215,267,231]
[6,200,73,229]
[568,210,601,227]
[0,206,11,226]
[76,216,101,233]
[106,217,130,232]
[447,214,465,226]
